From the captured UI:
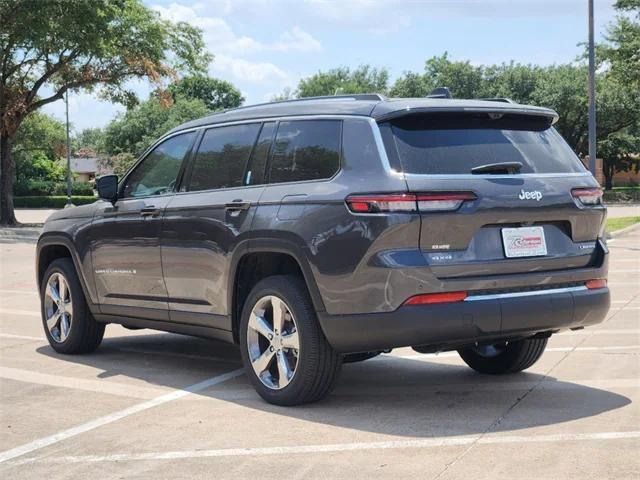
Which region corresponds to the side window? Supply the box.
[188,123,261,191]
[269,120,341,184]
[245,122,275,186]
[122,132,195,198]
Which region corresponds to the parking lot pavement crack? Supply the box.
[431,292,640,480]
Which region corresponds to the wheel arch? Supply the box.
[228,238,326,344]
[36,233,98,311]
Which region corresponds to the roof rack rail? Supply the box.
[426,87,452,99]
[221,93,386,114]
[478,97,515,104]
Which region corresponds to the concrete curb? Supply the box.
[0,227,41,242]
[607,222,640,239]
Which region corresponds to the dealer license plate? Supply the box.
[501,226,548,258]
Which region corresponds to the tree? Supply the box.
[0,0,212,225]
[296,65,389,98]
[73,127,106,155]
[600,0,640,89]
[13,112,66,160]
[169,75,243,111]
[104,95,209,157]
[271,87,295,102]
[98,152,137,178]
[599,131,640,189]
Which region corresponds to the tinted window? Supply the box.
[245,122,275,186]
[122,132,195,198]
[269,120,341,183]
[188,124,261,191]
[388,114,585,175]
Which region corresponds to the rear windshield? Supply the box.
[386,113,586,175]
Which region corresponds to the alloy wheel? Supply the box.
[43,272,73,343]
[246,295,300,390]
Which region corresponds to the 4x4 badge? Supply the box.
[518,189,543,201]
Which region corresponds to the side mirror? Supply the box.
[96,175,118,203]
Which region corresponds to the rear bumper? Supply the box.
[317,286,610,353]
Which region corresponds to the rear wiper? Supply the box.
[471,162,523,175]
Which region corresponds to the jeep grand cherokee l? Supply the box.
[36,94,610,405]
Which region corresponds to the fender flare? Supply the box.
[227,238,327,338]
[36,233,99,312]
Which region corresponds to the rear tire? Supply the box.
[239,275,341,406]
[457,338,548,374]
[40,258,105,354]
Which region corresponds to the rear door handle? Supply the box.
[225,201,251,211]
[140,207,160,217]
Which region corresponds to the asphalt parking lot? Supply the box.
[0,230,638,479]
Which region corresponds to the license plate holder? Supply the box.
[501,226,548,258]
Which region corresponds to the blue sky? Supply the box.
[42,0,619,132]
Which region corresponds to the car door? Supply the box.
[89,131,197,319]
[161,122,272,329]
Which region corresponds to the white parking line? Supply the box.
[0,366,167,400]
[0,368,245,464]
[10,431,640,465]
[0,290,37,296]
[0,332,43,341]
[0,309,40,318]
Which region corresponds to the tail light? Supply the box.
[586,279,607,290]
[403,291,468,305]
[572,188,603,206]
[346,192,476,213]
[416,192,477,212]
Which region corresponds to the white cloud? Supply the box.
[211,55,289,84]
[152,3,321,54]
[272,27,322,53]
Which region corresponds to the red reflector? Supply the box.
[586,279,607,290]
[404,291,468,305]
[349,202,371,212]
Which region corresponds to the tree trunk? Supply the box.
[603,161,615,191]
[0,133,18,226]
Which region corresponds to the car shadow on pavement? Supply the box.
[36,331,632,438]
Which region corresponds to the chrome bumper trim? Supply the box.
[465,285,588,302]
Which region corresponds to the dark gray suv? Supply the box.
[36,94,610,405]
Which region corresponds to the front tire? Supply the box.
[40,258,105,354]
[239,275,341,406]
[457,338,548,374]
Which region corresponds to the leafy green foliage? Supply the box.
[13,113,66,160]
[169,75,244,111]
[73,128,106,155]
[296,65,389,97]
[104,96,209,157]
[0,0,212,224]
[600,0,640,89]
[99,152,137,178]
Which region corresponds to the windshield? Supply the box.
[386,113,586,175]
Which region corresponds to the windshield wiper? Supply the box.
[471,162,523,175]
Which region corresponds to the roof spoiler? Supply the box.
[427,89,515,105]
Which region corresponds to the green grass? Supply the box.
[612,186,640,191]
[606,216,640,233]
